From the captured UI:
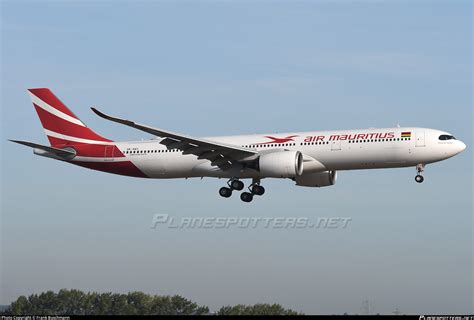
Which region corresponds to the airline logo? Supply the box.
[304,132,396,142]
[257,135,299,144]
[27,88,148,178]
[256,132,399,145]
[28,88,112,146]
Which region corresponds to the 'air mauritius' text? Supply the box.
[304,132,396,142]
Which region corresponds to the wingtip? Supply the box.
[9,139,32,147]
[90,107,135,126]
[90,106,104,117]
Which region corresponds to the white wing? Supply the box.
[91,107,257,169]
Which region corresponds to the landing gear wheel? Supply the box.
[415,164,425,184]
[230,180,244,191]
[240,192,254,203]
[251,185,265,196]
[219,187,232,198]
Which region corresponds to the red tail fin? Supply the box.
[28,88,112,146]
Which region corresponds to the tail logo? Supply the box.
[27,88,112,145]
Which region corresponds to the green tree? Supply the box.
[126,291,152,314]
[5,290,209,315]
[5,290,297,315]
[57,289,86,314]
[169,295,209,315]
[217,303,300,315]
[9,296,29,314]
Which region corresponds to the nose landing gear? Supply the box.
[415,164,425,183]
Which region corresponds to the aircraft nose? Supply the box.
[456,141,466,154]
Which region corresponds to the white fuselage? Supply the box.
[83,127,465,179]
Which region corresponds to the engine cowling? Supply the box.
[258,151,303,178]
[295,170,337,187]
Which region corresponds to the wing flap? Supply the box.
[91,107,257,168]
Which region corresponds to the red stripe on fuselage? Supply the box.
[74,144,125,158]
[44,136,124,158]
[71,160,148,178]
[34,105,111,142]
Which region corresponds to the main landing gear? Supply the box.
[219,178,265,203]
[415,164,425,183]
[218,179,244,198]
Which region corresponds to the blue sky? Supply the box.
[1,1,472,314]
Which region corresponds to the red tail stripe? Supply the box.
[34,104,111,142]
[47,136,80,147]
[29,88,80,119]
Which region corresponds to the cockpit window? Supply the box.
[439,135,456,140]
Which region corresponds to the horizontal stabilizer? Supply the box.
[10,139,76,159]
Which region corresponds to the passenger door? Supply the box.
[104,145,115,161]
[415,131,426,147]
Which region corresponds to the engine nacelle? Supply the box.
[294,170,337,187]
[258,151,303,178]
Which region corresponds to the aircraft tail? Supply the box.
[27,88,112,146]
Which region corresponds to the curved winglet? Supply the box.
[90,107,257,167]
[91,107,135,126]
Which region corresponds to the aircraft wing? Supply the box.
[91,107,258,169]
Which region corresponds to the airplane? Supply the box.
[11,88,466,202]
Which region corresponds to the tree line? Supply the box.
[2,289,300,315]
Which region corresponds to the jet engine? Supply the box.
[294,170,337,187]
[258,151,303,178]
